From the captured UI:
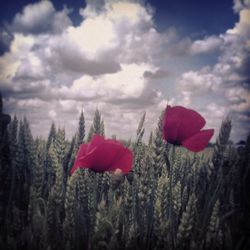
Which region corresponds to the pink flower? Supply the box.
[162,105,214,152]
[71,135,133,174]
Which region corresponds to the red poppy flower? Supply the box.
[162,105,214,152]
[71,135,133,174]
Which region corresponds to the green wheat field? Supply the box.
[0,103,249,250]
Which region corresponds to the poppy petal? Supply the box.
[182,129,214,152]
[163,105,206,143]
[108,148,133,173]
[87,134,105,153]
[163,105,181,142]
[86,142,127,172]
[71,144,89,174]
[71,135,133,174]
[106,139,123,145]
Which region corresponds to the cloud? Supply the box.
[233,0,250,12]
[165,34,223,57]
[227,8,250,36]
[206,103,227,119]
[1,0,164,95]
[2,0,164,79]
[226,87,250,113]
[108,88,161,109]
[179,68,220,93]
[177,68,222,106]
[177,7,250,141]
[143,69,170,79]
[10,0,72,34]
[1,0,170,140]
[13,52,46,81]
[166,37,192,57]
[1,0,250,142]
[48,109,57,119]
[56,63,153,101]
[0,27,14,55]
[190,36,222,55]
[46,37,121,75]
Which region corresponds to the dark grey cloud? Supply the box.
[1,82,47,101]
[0,27,13,55]
[214,35,250,89]
[167,38,192,57]
[52,46,121,75]
[235,49,250,85]
[143,69,170,79]
[107,87,160,109]
[15,25,123,76]
[13,61,45,82]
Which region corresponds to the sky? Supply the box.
[0,0,249,142]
